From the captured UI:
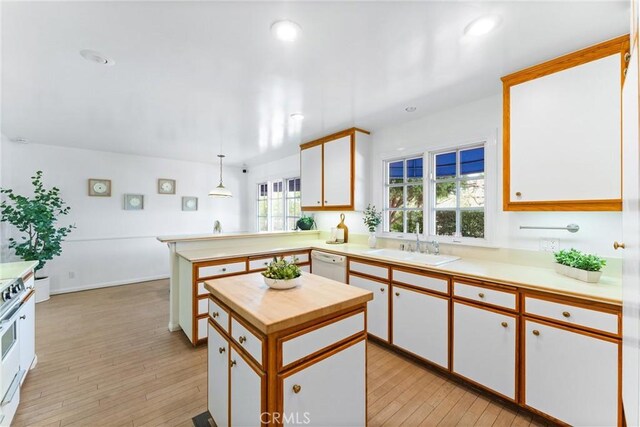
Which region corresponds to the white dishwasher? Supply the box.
[310,250,347,283]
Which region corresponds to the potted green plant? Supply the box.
[362,204,382,248]
[553,248,606,283]
[0,171,75,301]
[262,256,302,290]
[296,215,315,231]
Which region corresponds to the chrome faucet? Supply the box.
[415,224,424,253]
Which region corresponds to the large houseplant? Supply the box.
[362,204,382,248]
[1,171,75,301]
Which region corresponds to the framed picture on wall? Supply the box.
[124,194,144,210]
[88,179,111,197]
[182,196,198,211]
[158,179,176,195]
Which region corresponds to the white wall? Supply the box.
[1,141,246,293]
[246,94,622,258]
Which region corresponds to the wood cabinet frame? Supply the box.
[501,35,629,211]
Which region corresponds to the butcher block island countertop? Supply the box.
[204,271,373,334]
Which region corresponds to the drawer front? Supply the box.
[392,269,448,294]
[198,261,246,279]
[231,317,263,366]
[249,252,309,271]
[197,317,207,340]
[282,312,365,367]
[525,296,619,335]
[197,297,208,316]
[287,252,309,264]
[454,282,516,310]
[197,282,209,296]
[300,264,311,273]
[349,260,388,280]
[208,298,229,333]
[249,257,273,271]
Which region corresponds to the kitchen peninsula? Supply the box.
[205,271,372,426]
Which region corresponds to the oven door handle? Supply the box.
[1,369,24,406]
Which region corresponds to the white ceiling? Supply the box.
[1,1,628,166]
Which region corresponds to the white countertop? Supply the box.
[177,240,622,305]
[157,230,320,243]
[0,261,38,280]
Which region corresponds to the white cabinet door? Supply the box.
[207,322,229,427]
[452,302,516,399]
[301,145,323,208]
[509,53,621,203]
[283,340,366,427]
[392,286,448,369]
[230,349,262,427]
[524,320,618,426]
[323,135,351,207]
[18,292,35,374]
[348,275,388,341]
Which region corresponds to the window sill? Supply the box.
[376,233,499,249]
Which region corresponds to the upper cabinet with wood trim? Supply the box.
[502,35,629,211]
[300,127,370,211]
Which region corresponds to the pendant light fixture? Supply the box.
[209,154,232,198]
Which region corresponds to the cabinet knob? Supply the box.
[324,200,328,203]
[264,262,269,266]
[501,322,508,328]
[292,384,302,394]
[478,292,485,298]
[19,315,26,320]
[380,288,385,292]
[212,311,219,318]
[532,330,540,336]
[614,241,626,250]
[317,201,320,204]
[562,311,571,318]
[395,292,400,296]
[515,192,522,197]
[239,336,247,344]
[230,360,237,367]
[218,347,225,354]
[221,268,227,272]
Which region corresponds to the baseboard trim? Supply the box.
[51,275,170,295]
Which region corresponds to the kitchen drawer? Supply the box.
[282,311,365,368]
[249,252,309,271]
[392,269,448,294]
[525,296,619,335]
[454,282,516,311]
[249,257,273,271]
[197,317,207,341]
[287,252,309,264]
[197,260,246,279]
[349,260,388,280]
[197,297,208,316]
[231,317,263,366]
[197,282,209,296]
[209,298,229,333]
[300,264,311,273]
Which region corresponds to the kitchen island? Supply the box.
[205,272,372,427]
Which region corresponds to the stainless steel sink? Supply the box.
[363,248,460,266]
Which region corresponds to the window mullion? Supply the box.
[455,150,461,237]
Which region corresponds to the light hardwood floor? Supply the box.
[13,279,550,427]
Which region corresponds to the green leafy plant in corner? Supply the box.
[262,257,301,280]
[0,171,75,272]
[362,204,382,233]
[554,248,606,272]
[296,215,315,231]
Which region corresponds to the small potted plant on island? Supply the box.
[262,256,302,290]
[553,248,606,283]
[362,204,382,248]
[0,171,75,302]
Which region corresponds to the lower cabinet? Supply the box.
[452,302,516,400]
[524,319,619,426]
[18,291,36,375]
[392,286,448,369]
[282,340,366,427]
[230,348,263,427]
[207,322,228,427]
[348,274,389,341]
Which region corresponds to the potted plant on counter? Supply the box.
[553,248,606,283]
[296,215,315,231]
[262,256,302,290]
[362,204,382,248]
[0,171,75,302]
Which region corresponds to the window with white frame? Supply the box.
[256,178,301,232]
[384,156,424,233]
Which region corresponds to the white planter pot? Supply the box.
[34,276,51,303]
[368,232,377,249]
[263,276,300,290]
[554,264,602,283]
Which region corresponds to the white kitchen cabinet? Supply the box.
[392,286,448,368]
[524,320,619,426]
[18,291,35,377]
[502,36,627,211]
[301,144,323,208]
[453,302,516,400]
[207,322,229,427]
[348,274,388,341]
[282,340,366,427]
[323,135,351,207]
[230,348,263,427]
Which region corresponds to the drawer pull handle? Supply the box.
[239,336,247,344]
[532,330,540,336]
[614,241,626,250]
[292,384,302,394]
[562,311,571,318]
[395,292,400,296]
[230,360,237,367]
[218,347,225,354]
[380,288,385,292]
[478,292,485,298]
[19,315,26,320]
[501,322,508,328]
[212,312,219,318]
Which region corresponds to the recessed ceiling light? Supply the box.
[290,113,304,120]
[10,137,28,144]
[464,15,501,37]
[405,106,417,112]
[80,49,115,66]
[271,20,302,42]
